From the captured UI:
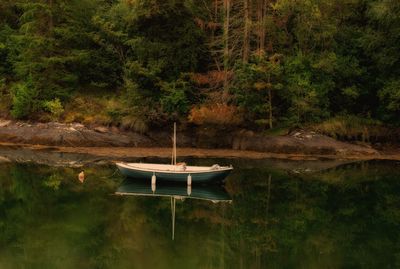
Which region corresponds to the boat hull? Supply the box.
[116,163,232,183]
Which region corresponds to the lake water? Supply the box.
[0,158,399,269]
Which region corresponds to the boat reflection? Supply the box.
[116,179,232,202]
[115,179,232,240]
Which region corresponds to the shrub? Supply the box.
[43,174,62,190]
[43,98,64,120]
[188,104,243,126]
[159,78,190,118]
[106,98,124,122]
[11,82,38,119]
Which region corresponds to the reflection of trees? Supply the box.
[223,162,400,268]
[0,161,399,268]
[0,163,124,268]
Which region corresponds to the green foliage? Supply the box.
[379,80,400,112]
[378,80,400,122]
[43,173,62,191]
[6,0,121,120]
[160,78,191,118]
[43,98,64,121]
[359,0,400,124]
[13,1,77,100]
[283,52,331,124]
[0,0,398,129]
[122,60,161,123]
[90,0,206,124]
[63,94,121,126]
[362,0,400,72]
[232,54,283,125]
[11,81,38,119]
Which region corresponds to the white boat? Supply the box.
[116,123,233,184]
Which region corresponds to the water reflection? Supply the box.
[115,179,232,240]
[0,160,399,268]
[116,179,232,202]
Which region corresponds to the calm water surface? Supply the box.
[0,158,399,269]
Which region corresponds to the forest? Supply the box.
[0,0,399,134]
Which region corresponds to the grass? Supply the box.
[63,94,115,126]
[312,115,398,143]
[63,93,148,133]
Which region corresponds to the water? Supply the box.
[0,159,399,269]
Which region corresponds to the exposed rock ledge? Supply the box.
[0,119,383,158]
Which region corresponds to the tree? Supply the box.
[232,54,283,128]
[10,0,96,118]
[361,0,400,123]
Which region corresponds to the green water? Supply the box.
[0,159,399,269]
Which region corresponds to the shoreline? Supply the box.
[0,119,399,162]
[1,142,399,161]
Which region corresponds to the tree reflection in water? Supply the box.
[0,160,399,268]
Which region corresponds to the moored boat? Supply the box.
[116,162,233,183]
[116,123,233,184]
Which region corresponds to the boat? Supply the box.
[116,123,233,184]
[116,162,233,183]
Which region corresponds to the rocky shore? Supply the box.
[0,119,398,160]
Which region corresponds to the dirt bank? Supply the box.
[0,119,397,159]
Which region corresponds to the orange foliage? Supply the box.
[207,21,220,30]
[191,70,233,86]
[188,104,242,126]
[194,17,205,30]
[194,18,220,31]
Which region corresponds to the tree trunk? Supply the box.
[268,74,273,128]
[212,0,218,42]
[223,0,231,102]
[257,0,267,56]
[48,0,53,33]
[212,0,221,71]
[243,0,251,62]
[260,0,267,55]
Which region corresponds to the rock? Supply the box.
[230,130,379,156]
[94,126,109,133]
[67,127,78,133]
[0,121,383,158]
[0,156,11,162]
[0,121,154,147]
[0,120,11,127]
[71,123,85,129]
[111,126,120,133]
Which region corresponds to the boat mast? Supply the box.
[173,122,177,165]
